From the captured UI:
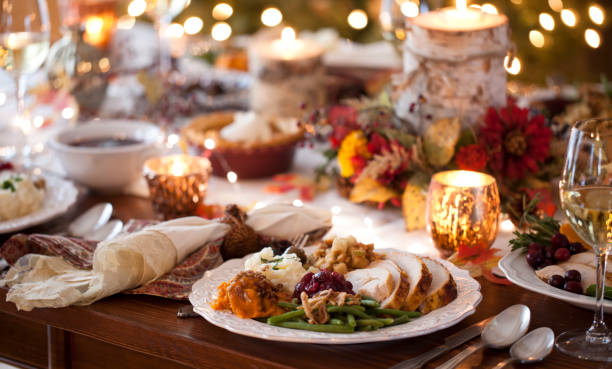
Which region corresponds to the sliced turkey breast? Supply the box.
[376,259,411,309]
[345,262,394,303]
[418,258,457,314]
[387,251,432,311]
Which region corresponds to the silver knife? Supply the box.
[388,316,493,369]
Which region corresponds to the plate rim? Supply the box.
[0,174,78,234]
[189,248,482,344]
[498,249,612,310]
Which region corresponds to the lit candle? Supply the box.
[411,0,505,31]
[394,0,510,131]
[250,26,325,117]
[425,170,501,257]
[143,155,212,219]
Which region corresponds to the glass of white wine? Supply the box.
[0,0,50,159]
[144,0,188,74]
[558,118,612,361]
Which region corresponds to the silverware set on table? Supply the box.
[390,304,554,369]
[0,203,124,272]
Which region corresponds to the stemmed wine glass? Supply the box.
[558,118,612,361]
[144,0,188,74]
[0,0,50,159]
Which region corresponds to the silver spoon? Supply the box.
[67,203,113,238]
[85,219,124,242]
[492,327,555,369]
[435,304,531,369]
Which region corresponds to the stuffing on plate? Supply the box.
[310,236,377,274]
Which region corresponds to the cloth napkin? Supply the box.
[1,217,229,311]
[246,203,332,240]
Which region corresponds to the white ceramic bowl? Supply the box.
[50,120,162,193]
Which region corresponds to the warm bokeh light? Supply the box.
[226,171,238,183]
[165,23,184,38]
[561,9,577,27]
[117,16,135,30]
[510,0,522,4]
[585,28,601,48]
[529,30,545,48]
[548,0,563,12]
[281,26,296,41]
[456,0,467,11]
[261,7,282,27]
[589,5,605,25]
[400,2,419,17]
[504,55,521,75]
[347,9,368,30]
[481,4,498,15]
[184,16,203,34]
[211,22,231,41]
[127,0,146,17]
[212,3,233,20]
[539,13,555,30]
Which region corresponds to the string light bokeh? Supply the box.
[120,0,610,83]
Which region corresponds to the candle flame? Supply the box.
[456,0,467,11]
[281,27,296,42]
[170,160,186,176]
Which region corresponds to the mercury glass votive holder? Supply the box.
[143,155,211,220]
[426,170,501,258]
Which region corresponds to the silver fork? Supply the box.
[289,233,309,248]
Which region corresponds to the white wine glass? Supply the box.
[558,118,612,361]
[0,0,51,159]
[144,0,188,74]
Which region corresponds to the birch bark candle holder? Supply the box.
[249,27,325,118]
[393,3,510,133]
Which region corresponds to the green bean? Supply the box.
[329,318,344,325]
[358,325,373,331]
[347,313,356,328]
[356,319,385,328]
[273,321,355,333]
[267,309,305,324]
[371,308,421,317]
[388,314,413,327]
[278,301,299,310]
[327,306,372,319]
[360,299,380,307]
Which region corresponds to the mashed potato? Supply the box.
[0,172,45,221]
[244,247,314,293]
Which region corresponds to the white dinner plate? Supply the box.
[0,174,78,234]
[189,248,482,344]
[499,249,612,313]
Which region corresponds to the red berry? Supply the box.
[565,269,581,282]
[548,275,565,288]
[554,248,571,262]
[551,233,569,250]
[568,242,586,255]
[564,281,583,294]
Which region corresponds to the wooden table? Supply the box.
[0,195,609,369]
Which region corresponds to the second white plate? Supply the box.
[499,249,612,313]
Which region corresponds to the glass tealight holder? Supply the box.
[143,155,211,220]
[426,170,500,257]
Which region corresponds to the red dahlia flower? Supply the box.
[480,104,552,179]
[455,144,488,172]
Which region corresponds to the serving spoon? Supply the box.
[435,304,531,369]
[67,203,113,238]
[492,327,554,369]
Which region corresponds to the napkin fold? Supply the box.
[246,203,332,240]
[1,217,229,311]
